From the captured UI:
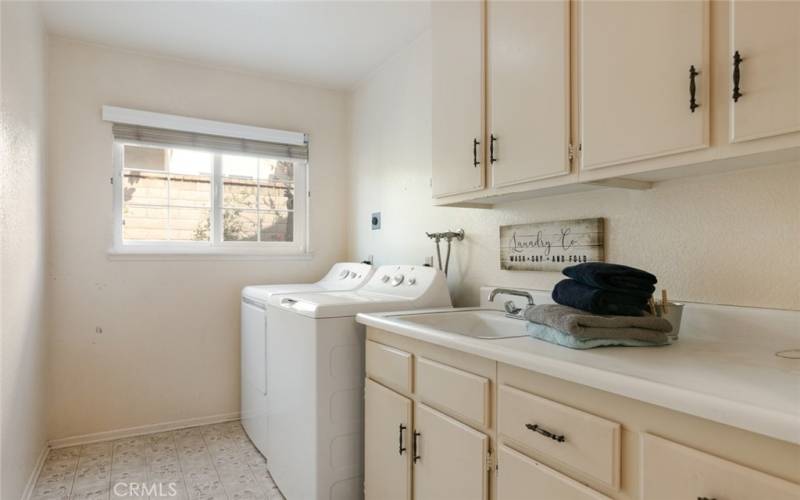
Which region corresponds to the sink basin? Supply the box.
[393,309,528,340]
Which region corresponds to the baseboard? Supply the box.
[48,411,240,449]
[21,443,50,500]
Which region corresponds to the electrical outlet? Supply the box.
[371,212,381,230]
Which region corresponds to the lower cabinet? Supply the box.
[364,377,489,500]
[497,446,610,500]
[364,379,412,500]
[414,403,489,500]
[641,433,800,500]
[365,329,800,499]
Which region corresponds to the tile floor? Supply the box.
[30,421,284,500]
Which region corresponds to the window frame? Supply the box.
[111,140,310,258]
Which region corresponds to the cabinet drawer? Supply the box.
[497,446,610,500]
[366,341,412,393]
[416,357,490,427]
[498,384,620,488]
[641,433,800,500]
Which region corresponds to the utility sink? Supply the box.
[393,309,528,340]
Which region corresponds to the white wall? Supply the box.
[348,31,800,311]
[46,37,349,440]
[1,1,49,497]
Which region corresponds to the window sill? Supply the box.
[107,248,314,262]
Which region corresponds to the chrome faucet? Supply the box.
[488,288,534,319]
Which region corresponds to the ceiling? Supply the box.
[40,1,431,89]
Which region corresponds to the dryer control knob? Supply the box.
[381,275,391,283]
[408,277,417,285]
[391,274,405,286]
[339,270,349,279]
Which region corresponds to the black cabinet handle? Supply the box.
[398,424,407,455]
[732,50,743,102]
[698,497,717,500]
[525,423,566,443]
[413,431,421,463]
[472,138,480,168]
[490,134,497,164]
[689,65,700,113]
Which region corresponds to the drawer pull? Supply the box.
[689,65,700,112]
[525,423,566,443]
[697,497,716,500]
[398,424,407,455]
[413,431,422,463]
[732,50,743,102]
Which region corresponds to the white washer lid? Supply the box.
[270,290,418,319]
[243,283,329,304]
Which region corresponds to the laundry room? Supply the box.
[1,1,799,500]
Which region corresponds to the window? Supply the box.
[106,107,309,256]
[113,143,307,255]
[120,145,213,243]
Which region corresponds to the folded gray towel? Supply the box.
[524,304,673,342]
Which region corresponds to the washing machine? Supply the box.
[240,262,374,457]
[265,265,452,500]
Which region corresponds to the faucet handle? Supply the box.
[504,300,522,316]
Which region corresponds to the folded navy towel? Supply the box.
[562,263,657,297]
[552,279,649,316]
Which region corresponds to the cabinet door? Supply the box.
[579,0,709,170]
[432,0,485,198]
[641,433,800,500]
[414,403,488,500]
[364,379,412,500]
[488,0,570,187]
[497,446,611,500]
[730,0,800,142]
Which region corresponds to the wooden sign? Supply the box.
[500,218,604,271]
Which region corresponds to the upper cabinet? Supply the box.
[729,0,800,143]
[431,0,800,207]
[431,0,486,198]
[487,0,571,187]
[579,0,709,170]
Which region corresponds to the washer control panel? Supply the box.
[364,265,446,299]
[323,262,373,285]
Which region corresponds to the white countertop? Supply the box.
[356,301,800,445]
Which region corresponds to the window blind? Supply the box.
[111,123,309,160]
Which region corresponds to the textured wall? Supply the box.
[1,2,49,497]
[46,38,349,440]
[348,31,800,310]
